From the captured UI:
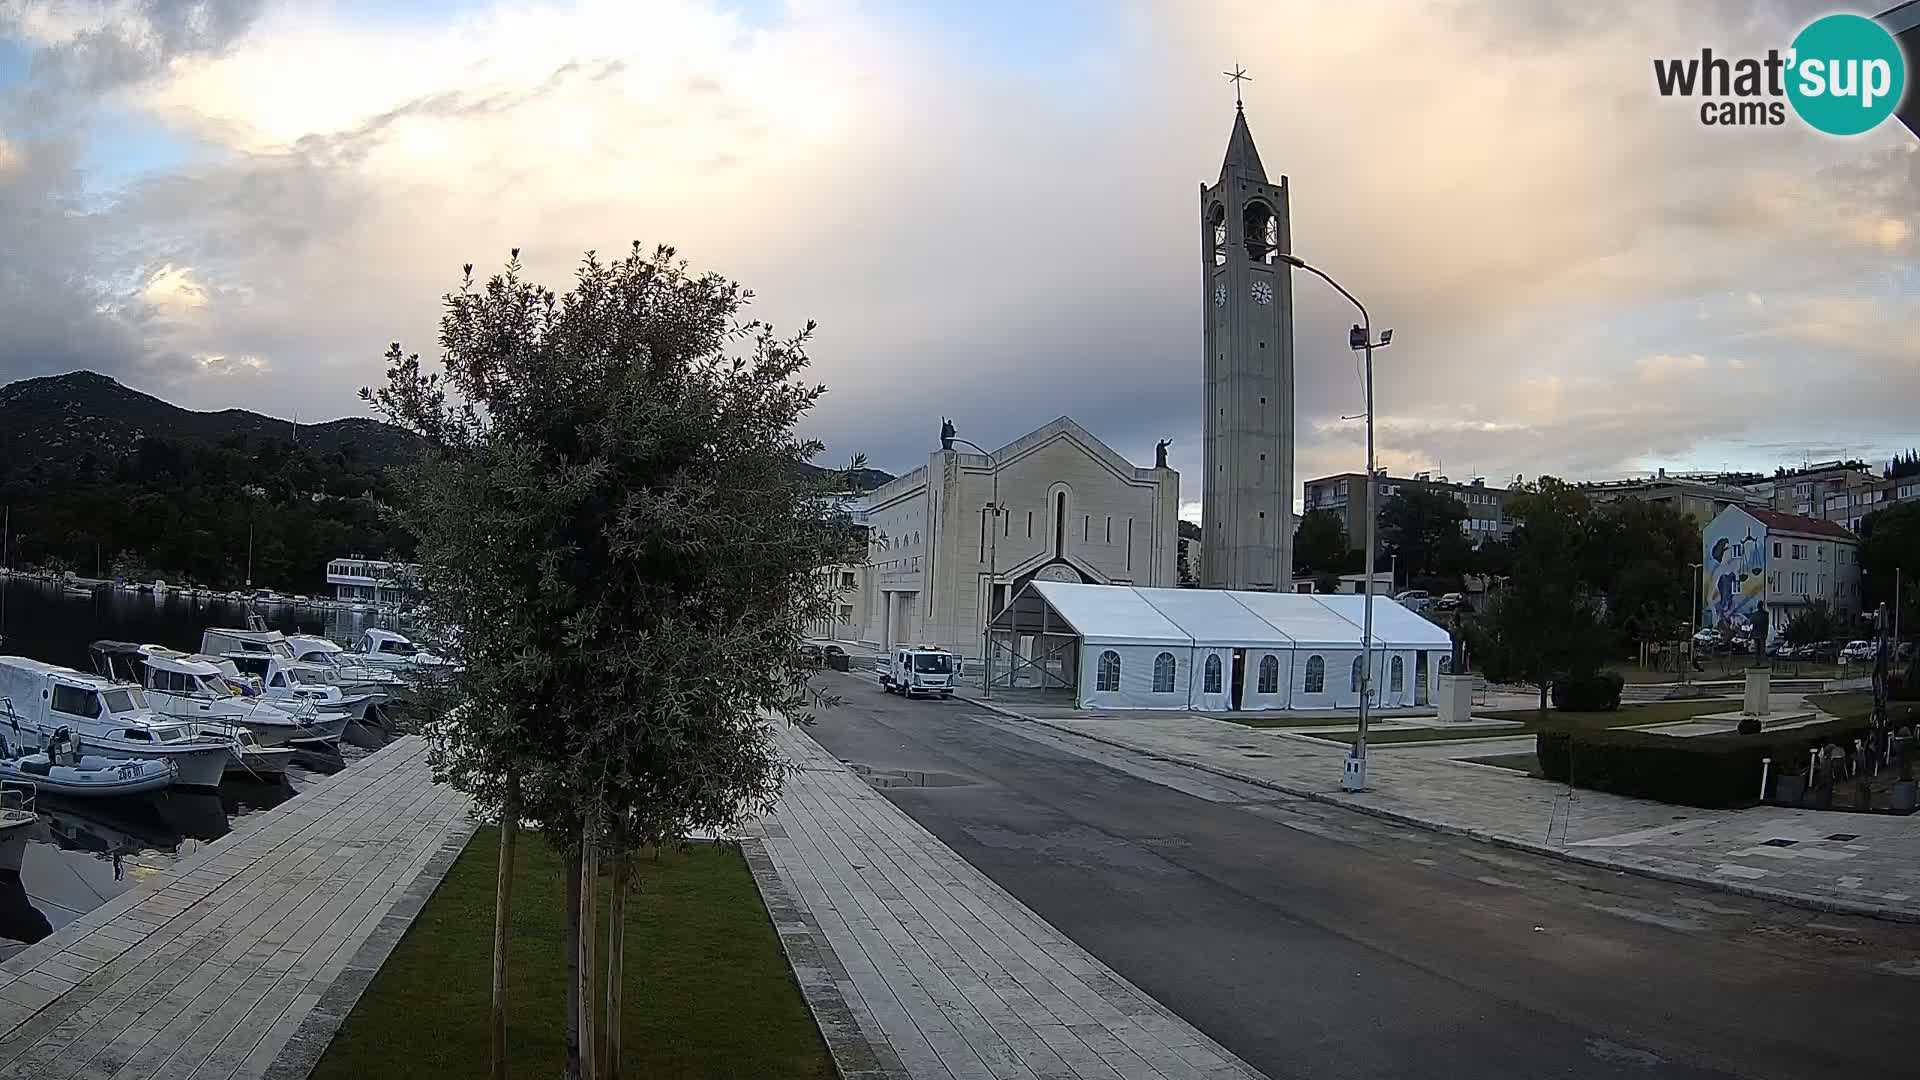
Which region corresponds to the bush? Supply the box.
[1534,718,1870,809]
[1736,716,1762,735]
[1550,670,1624,711]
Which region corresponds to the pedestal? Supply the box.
[1436,673,1476,724]
[1742,667,1771,717]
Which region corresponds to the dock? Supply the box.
[0,736,473,1080]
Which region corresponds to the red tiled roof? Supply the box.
[1745,508,1857,541]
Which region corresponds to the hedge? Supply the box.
[1533,718,1871,809]
[1550,670,1624,712]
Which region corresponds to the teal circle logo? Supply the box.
[1787,13,1907,135]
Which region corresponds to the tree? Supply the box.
[369,244,859,1079]
[1783,598,1842,647]
[1292,509,1349,575]
[1470,477,1609,707]
[1585,499,1699,653]
[1378,488,1469,584]
[1859,502,1920,624]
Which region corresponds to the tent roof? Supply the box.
[1002,582,1453,651]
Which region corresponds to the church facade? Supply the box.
[849,417,1179,663]
[1199,102,1296,591]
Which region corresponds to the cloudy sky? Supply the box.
[1,0,1915,520]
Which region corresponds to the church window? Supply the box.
[1084,515,1090,541]
[1153,653,1177,693]
[1243,201,1278,263]
[1126,519,1133,569]
[1105,516,1111,543]
[1208,203,1227,266]
[1027,511,1033,537]
[1203,655,1222,694]
[1096,651,1122,692]
[1258,655,1280,694]
[1055,493,1068,557]
[1258,512,1264,519]
[1304,656,1325,693]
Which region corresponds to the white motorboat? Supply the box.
[90,643,348,748]
[0,785,36,875]
[284,634,413,700]
[198,722,295,779]
[0,730,175,797]
[201,627,388,720]
[0,657,233,788]
[348,628,453,672]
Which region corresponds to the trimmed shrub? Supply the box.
[1541,718,1870,809]
[1736,716,1762,735]
[1550,670,1625,712]
[1536,730,1571,782]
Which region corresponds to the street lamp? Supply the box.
[1687,562,1701,684]
[1278,253,1391,793]
[948,434,1001,698]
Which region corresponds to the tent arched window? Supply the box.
[1152,652,1177,693]
[1203,654,1222,694]
[1096,650,1121,692]
[1257,654,1279,694]
[1304,655,1325,693]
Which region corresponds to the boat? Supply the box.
[284,634,414,701]
[0,730,176,797]
[348,628,454,672]
[203,723,296,779]
[0,657,234,789]
[0,784,36,875]
[88,642,348,749]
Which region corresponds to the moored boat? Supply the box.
[0,730,175,797]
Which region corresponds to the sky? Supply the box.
[1,0,1915,524]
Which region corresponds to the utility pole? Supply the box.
[1688,562,1701,684]
[951,434,1000,698]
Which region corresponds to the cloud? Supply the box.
[0,0,1916,519]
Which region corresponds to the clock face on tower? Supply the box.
[1250,280,1274,305]
[1212,283,1228,307]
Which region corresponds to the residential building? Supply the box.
[1581,469,1765,527]
[849,417,1179,664]
[1701,506,1861,642]
[1301,471,1510,550]
[323,558,420,606]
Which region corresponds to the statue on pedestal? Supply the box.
[1751,607,1769,668]
[939,418,955,451]
[1155,438,1171,469]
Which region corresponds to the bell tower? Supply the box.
[1199,87,1294,591]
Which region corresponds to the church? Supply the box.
[829,97,1301,680]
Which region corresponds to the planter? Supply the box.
[1773,774,1806,804]
[1893,780,1918,812]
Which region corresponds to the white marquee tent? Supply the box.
[988,581,1453,712]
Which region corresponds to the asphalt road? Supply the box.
[803,670,1920,1080]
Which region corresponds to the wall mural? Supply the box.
[1703,514,1766,630]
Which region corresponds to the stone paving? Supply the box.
[749,723,1262,1080]
[959,698,1920,924]
[0,736,474,1080]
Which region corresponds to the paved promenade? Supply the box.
[962,700,1920,923]
[750,724,1262,1080]
[0,736,473,1080]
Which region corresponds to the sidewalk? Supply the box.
[959,697,1920,925]
[748,724,1261,1080]
[0,737,474,1080]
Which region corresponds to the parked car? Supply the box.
[1393,590,1431,613]
[797,643,823,668]
[1840,640,1875,663]
[1435,592,1466,612]
[821,644,847,659]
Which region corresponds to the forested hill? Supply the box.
[0,371,419,469]
[0,372,420,592]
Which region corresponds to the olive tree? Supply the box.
[369,244,860,1080]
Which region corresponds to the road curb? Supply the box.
[958,694,1920,927]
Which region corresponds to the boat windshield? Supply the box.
[198,674,242,697]
[269,641,295,658]
[102,688,147,714]
[289,669,332,686]
[378,640,420,656]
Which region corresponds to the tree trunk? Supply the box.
[1538,680,1549,711]
[490,784,518,1080]
[564,848,583,1080]
[604,853,628,1080]
[578,831,601,1080]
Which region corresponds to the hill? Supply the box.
[0,371,420,469]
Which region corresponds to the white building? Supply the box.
[850,417,1179,666]
[324,558,420,606]
[989,581,1450,711]
[1701,506,1861,641]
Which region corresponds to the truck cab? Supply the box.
[881,646,957,700]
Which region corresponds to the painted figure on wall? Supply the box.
[1705,522,1766,630]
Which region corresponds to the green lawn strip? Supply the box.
[1479,699,1729,731]
[311,828,834,1080]
[1601,660,1850,686]
[1809,692,1919,726]
[1315,727,1534,745]
[1460,751,1542,775]
[1210,714,1384,728]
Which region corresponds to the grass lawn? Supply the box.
[1808,691,1920,726]
[311,829,834,1080]
[1212,715,1380,729]
[1602,659,1849,685]
[1310,700,1736,747]
[1461,751,1542,775]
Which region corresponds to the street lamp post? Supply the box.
[949,435,1001,698]
[1687,562,1701,684]
[1277,253,1391,793]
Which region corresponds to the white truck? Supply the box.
[880,646,957,700]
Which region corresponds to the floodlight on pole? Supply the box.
[1278,252,1392,792]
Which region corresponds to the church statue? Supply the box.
[1155,438,1171,469]
[1751,607,1769,667]
[940,417,955,451]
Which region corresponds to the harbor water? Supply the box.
[0,576,406,955]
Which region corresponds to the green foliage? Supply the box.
[1782,598,1842,647]
[1377,487,1470,583]
[370,244,862,857]
[1585,499,1699,645]
[1291,509,1349,575]
[0,434,413,588]
[1859,502,1920,620]
[1535,719,1870,809]
[1549,670,1624,711]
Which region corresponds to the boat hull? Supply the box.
[0,758,175,797]
[77,741,229,789]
